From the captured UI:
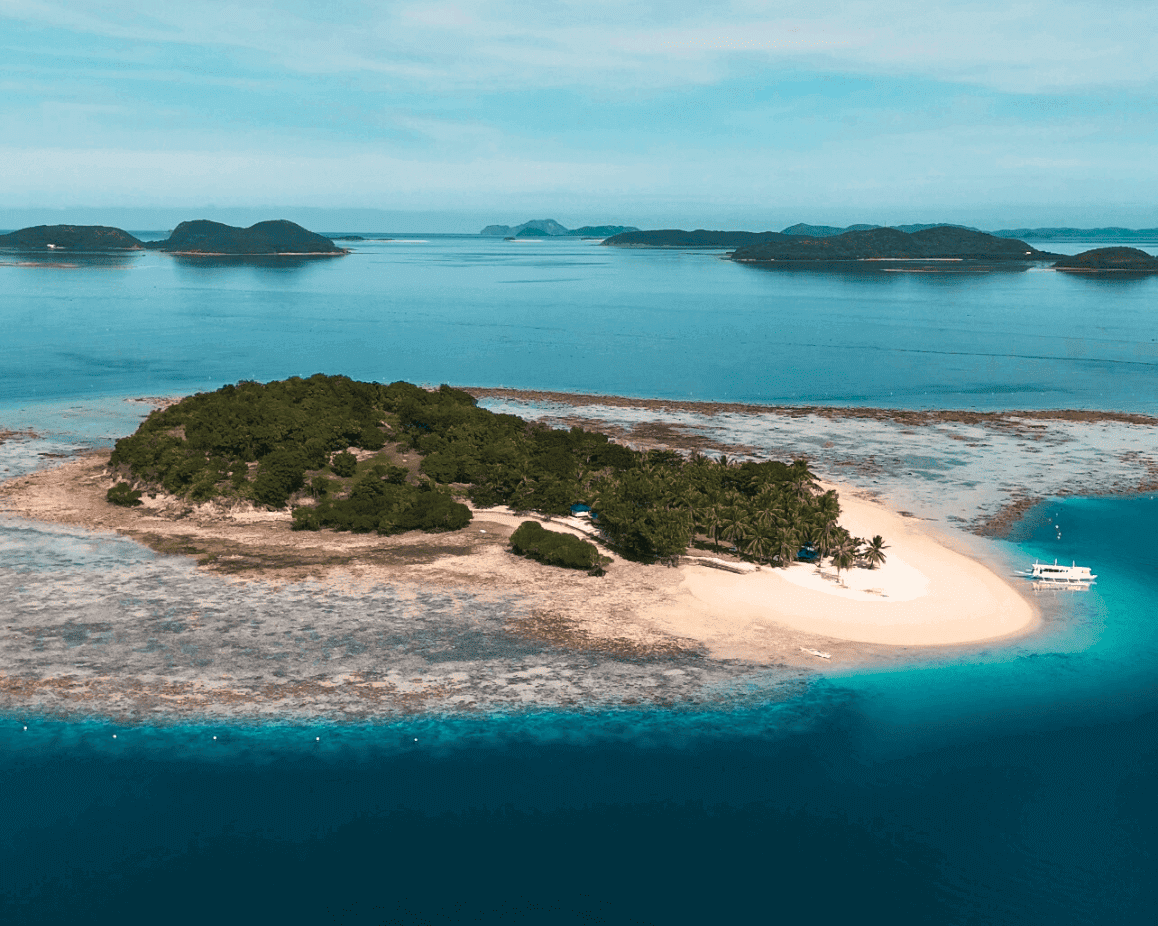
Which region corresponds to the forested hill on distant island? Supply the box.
[781,222,983,237]
[1053,248,1158,272]
[993,227,1158,240]
[729,226,1057,262]
[144,220,346,255]
[480,219,639,237]
[0,225,144,251]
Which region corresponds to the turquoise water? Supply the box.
[2,238,1158,922]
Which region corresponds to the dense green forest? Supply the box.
[106,374,875,567]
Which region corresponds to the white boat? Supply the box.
[1016,559,1096,588]
[801,647,832,659]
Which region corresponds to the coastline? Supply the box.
[3,388,1114,722]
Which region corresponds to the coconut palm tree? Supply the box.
[721,506,748,552]
[701,504,724,552]
[743,525,778,563]
[831,535,857,583]
[775,528,803,568]
[862,534,889,569]
[788,459,819,500]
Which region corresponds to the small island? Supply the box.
[144,219,348,256]
[1052,247,1158,272]
[482,219,639,238]
[100,374,863,570]
[728,226,1056,262]
[0,225,144,251]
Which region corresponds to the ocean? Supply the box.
[2,235,1157,923]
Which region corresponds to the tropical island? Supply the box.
[101,374,869,571]
[1053,247,1158,272]
[1,379,1049,719]
[0,219,347,256]
[143,219,347,255]
[601,225,1056,259]
[0,224,144,251]
[728,226,1056,262]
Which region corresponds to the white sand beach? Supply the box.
[648,487,1037,650]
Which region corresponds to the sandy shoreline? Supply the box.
[0,450,1037,654]
[0,396,1074,721]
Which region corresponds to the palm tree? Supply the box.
[775,528,803,568]
[830,535,857,583]
[701,504,725,552]
[788,459,819,500]
[862,534,889,569]
[743,525,777,563]
[720,506,748,552]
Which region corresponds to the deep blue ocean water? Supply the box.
[2,237,1157,923]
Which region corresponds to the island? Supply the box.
[0,225,144,251]
[144,219,347,256]
[603,229,798,248]
[0,377,1061,721]
[728,226,1057,262]
[781,222,983,237]
[481,219,639,237]
[1052,247,1158,272]
[992,226,1158,240]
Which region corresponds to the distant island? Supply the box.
[0,219,347,257]
[603,225,1055,260]
[781,222,983,237]
[1053,247,1158,272]
[482,219,639,238]
[0,225,144,251]
[729,226,1057,262]
[603,229,796,248]
[144,220,347,255]
[993,227,1158,240]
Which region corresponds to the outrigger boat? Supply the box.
[1015,559,1096,589]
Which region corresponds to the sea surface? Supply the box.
[2,235,1157,923]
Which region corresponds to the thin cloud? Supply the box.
[3,0,1156,93]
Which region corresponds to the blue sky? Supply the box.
[2,0,1157,231]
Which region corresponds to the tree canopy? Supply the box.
[107,374,870,566]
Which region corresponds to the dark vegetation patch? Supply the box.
[510,521,607,573]
[107,374,856,567]
[107,483,143,507]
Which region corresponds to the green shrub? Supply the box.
[510,521,602,571]
[331,450,357,477]
[291,507,321,531]
[393,491,472,532]
[252,448,308,508]
[107,482,143,507]
[358,425,387,451]
[468,483,504,508]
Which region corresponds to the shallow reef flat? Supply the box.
[4,390,1149,723]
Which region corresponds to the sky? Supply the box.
[2,0,1157,232]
